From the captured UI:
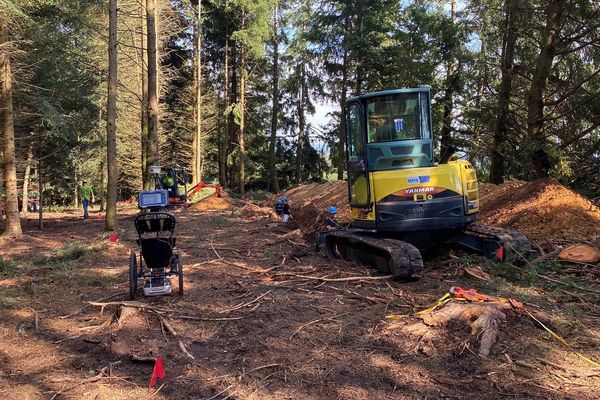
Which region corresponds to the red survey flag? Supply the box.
[496,245,504,261]
[148,357,165,388]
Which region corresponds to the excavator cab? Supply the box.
[346,89,434,213]
[151,166,191,205]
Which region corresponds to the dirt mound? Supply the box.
[276,181,351,232]
[236,202,279,221]
[189,192,232,211]
[479,178,600,242]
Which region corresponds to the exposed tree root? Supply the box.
[406,300,517,357]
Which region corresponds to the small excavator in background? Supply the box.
[323,87,532,279]
[149,165,222,207]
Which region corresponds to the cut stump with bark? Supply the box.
[404,300,517,357]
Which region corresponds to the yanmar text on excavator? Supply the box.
[323,87,532,279]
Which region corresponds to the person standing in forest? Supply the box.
[282,196,291,223]
[80,180,95,219]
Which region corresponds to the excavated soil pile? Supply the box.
[276,181,351,232]
[478,178,600,242]
[236,202,280,221]
[189,192,232,211]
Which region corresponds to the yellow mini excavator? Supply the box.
[323,87,532,279]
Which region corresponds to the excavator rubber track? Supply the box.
[456,223,534,263]
[324,230,423,280]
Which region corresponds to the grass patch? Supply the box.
[49,242,89,263]
[0,286,22,307]
[210,215,229,227]
[0,258,16,275]
[242,190,271,202]
[33,242,94,267]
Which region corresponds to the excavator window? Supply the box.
[346,103,363,160]
[366,94,421,143]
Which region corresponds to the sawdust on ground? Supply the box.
[479,178,600,242]
[189,192,232,211]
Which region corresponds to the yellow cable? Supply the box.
[524,309,600,367]
[386,292,452,320]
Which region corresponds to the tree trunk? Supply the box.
[490,0,519,184]
[268,2,279,192]
[100,158,106,212]
[192,0,203,184]
[239,46,246,195]
[105,0,118,231]
[38,136,43,230]
[145,0,159,189]
[0,21,22,236]
[140,2,149,188]
[230,39,238,188]
[526,0,563,178]
[295,60,305,183]
[439,0,458,152]
[20,143,33,216]
[220,25,229,187]
[73,133,80,207]
[337,36,348,180]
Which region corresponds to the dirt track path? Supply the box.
[0,207,599,399]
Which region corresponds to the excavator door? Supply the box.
[346,102,371,208]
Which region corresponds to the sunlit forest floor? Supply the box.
[0,201,599,399]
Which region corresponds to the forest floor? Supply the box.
[1,181,600,400]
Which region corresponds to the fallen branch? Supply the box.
[60,292,124,319]
[537,357,569,371]
[535,249,561,262]
[172,315,243,322]
[276,272,394,283]
[87,300,172,314]
[244,363,279,375]
[514,360,538,369]
[54,334,81,344]
[131,354,157,363]
[49,365,112,399]
[178,340,195,360]
[220,290,272,314]
[210,240,274,273]
[158,315,178,337]
[148,383,165,399]
[289,314,346,340]
[204,385,234,400]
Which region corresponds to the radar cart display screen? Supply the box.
[138,190,168,208]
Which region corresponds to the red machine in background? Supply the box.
[149,165,221,207]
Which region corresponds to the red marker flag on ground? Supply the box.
[148,357,165,388]
[109,233,119,243]
[495,245,504,261]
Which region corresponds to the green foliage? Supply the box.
[34,242,90,266]
[0,258,16,275]
[3,0,600,204]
